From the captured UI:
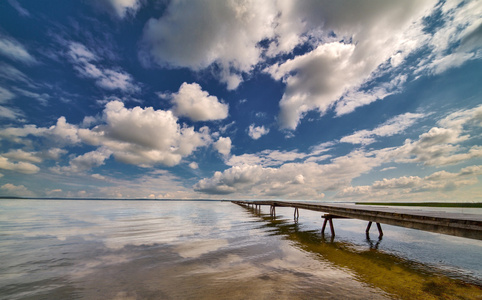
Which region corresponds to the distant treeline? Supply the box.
[356,202,482,208]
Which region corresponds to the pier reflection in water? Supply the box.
[0,199,481,299]
[243,204,482,299]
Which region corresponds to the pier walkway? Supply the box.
[232,200,482,240]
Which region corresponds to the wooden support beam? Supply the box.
[321,214,337,236]
[366,221,383,238]
[376,222,384,237]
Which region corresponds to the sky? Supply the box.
[0,0,481,202]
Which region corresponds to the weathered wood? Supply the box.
[233,200,482,240]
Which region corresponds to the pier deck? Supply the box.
[232,200,482,240]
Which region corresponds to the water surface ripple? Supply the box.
[0,200,481,299]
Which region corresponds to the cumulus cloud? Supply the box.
[0,117,81,146]
[170,82,229,122]
[392,106,482,166]
[2,149,42,163]
[52,148,112,173]
[140,0,277,89]
[188,162,199,169]
[77,101,212,167]
[341,112,425,145]
[68,42,139,93]
[0,155,39,174]
[195,105,482,199]
[47,116,81,144]
[1,183,35,197]
[195,147,385,199]
[0,100,217,169]
[248,124,269,140]
[337,165,482,201]
[268,0,480,129]
[0,35,36,64]
[137,0,478,128]
[214,137,232,157]
[267,0,436,129]
[0,125,46,144]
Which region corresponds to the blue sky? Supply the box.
[0,0,481,201]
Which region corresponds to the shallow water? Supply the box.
[0,199,481,299]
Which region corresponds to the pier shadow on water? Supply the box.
[245,205,482,299]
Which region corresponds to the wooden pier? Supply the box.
[232,200,482,240]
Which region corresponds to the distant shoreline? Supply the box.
[356,202,482,208]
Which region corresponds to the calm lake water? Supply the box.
[0,199,481,299]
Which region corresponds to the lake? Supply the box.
[0,199,481,299]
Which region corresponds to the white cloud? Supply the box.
[227,144,332,168]
[0,35,36,64]
[337,165,482,201]
[0,63,30,84]
[214,137,232,157]
[248,124,269,140]
[43,148,67,160]
[335,75,408,116]
[0,117,80,145]
[12,88,50,105]
[265,0,437,129]
[3,149,42,163]
[91,174,106,180]
[140,0,277,89]
[53,148,112,173]
[78,101,212,167]
[0,86,15,103]
[268,0,481,129]
[341,112,425,145]
[195,106,482,199]
[1,183,35,197]
[392,106,482,166]
[68,42,139,93]
[46,188,63,196]
[422,0,482,74]
[0,125,46,144]
[0,106,24,120]
[0,100,215,169]
[170,82,229,122]
[188,162,199,170]
[195,147,385,199]
[47,117,81,144]
[105,0,141,18]
[0,156,39,174]
[137,0,478,128]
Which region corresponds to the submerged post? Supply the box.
[321,214,336,236]
[366,221,383,238]
[294,207,299,221]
